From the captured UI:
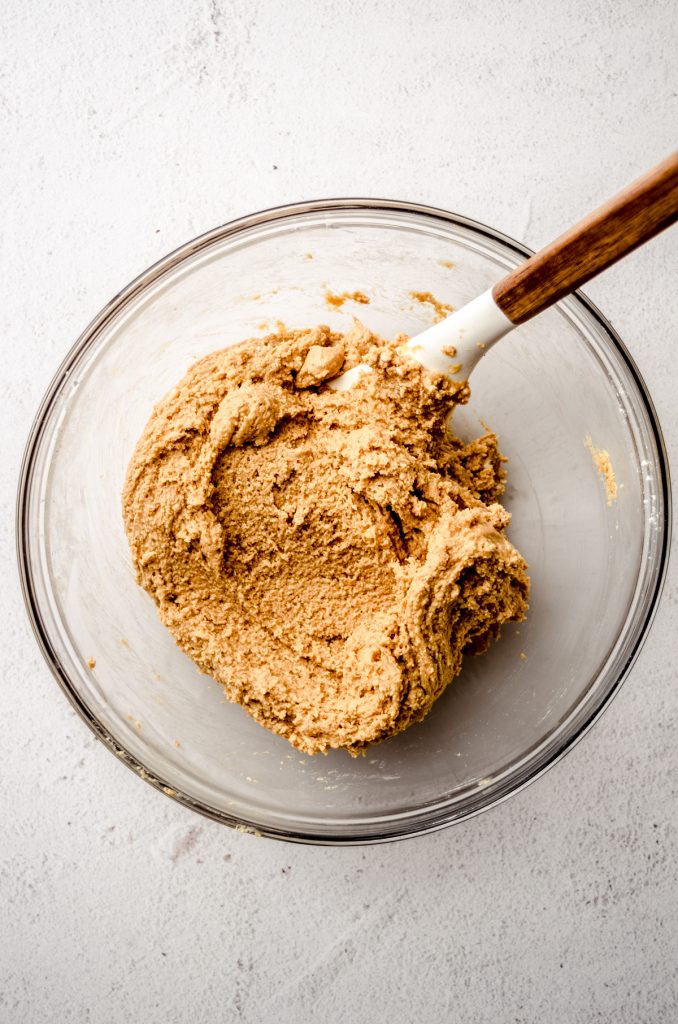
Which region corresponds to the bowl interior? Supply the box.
[21,204,667,841]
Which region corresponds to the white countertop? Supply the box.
[2,1,677,1021]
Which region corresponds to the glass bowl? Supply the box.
[17,200,671,844]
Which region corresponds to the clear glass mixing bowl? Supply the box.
[17,200,671,844]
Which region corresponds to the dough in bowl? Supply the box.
[123,322,529,754]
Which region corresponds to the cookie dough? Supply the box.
[585,434,618,505]
[123,323,529,754]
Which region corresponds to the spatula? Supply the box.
[328,151,678,391]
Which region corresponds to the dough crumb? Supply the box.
[87,657,96,669]
[296,342,345,387]
[235,824,262,837]
[585,435,618,505]
[438,259,455,269]
[123,323,529,756]
[410,290,454,322]
[325,290,370,309]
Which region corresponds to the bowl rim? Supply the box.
[16,197,673,845]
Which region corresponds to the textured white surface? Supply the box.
[2,1,677,1021]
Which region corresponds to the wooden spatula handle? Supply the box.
[492,150,678,325]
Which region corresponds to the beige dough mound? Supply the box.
[123,322,529,755]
